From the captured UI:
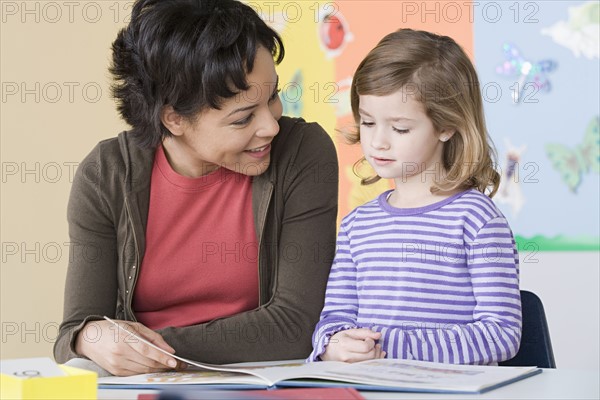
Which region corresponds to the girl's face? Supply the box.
[358,90,453,185]
[162,46,283,177]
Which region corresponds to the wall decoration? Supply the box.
[476,1,599,250]
[252,1,599,251]
[281,69,304,118]
[541,1,599,59]
[545,116,600,193]
[495,139,528,217]
[495,43,558,104]
[317,5,354,58]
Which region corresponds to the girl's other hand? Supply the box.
[320,328,386,363]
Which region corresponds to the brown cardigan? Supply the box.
[54,116,338,364]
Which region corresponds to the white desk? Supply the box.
[98,369,599,399]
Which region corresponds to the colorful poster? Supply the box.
[255,1,598,251]
[475,1,599,250]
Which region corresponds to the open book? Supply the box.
[98,317,541,394]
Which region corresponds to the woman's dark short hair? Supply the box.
[110,0,285,148]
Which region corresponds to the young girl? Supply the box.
[308,29,521,365]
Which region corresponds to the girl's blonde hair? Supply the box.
[348,29,500,197]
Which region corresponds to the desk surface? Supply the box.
[98,369,599,400]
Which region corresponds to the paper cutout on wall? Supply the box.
[495,139,527,218]
[496,43,557,104]
[545,115,600,193]
[541,1,599,60]
[330,76,353,117]
[281,69,303,118]
[317,6,354,58]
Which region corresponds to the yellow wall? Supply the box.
[1,2,129,359]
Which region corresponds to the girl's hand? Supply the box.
[75,319,183,376]
[320,328,386,362]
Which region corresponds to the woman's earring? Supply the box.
[440,136,449,142]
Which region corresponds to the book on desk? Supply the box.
[99,316,542,394]
[98,358,541,394]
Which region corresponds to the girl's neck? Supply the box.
[387,187,463,209]
[389,168,458,208]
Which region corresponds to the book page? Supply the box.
[101,317,275,384]
[98,360,345,387]
[303,359,538,391]
[99,368,267,386]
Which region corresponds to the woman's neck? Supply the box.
[161,137,219,178]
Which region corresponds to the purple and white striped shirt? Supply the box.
[308,189,521,365]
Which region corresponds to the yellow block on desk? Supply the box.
[0,365,97,400]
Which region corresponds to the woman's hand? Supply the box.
[320,328,386,362]
[75,319,183,376]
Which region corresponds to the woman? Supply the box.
[54,0,338,376]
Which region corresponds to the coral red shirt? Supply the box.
[133,145,258,329]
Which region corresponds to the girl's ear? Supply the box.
[439,129,456,143]
[160,105,186,137]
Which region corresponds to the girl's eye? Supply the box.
[360,121,374,127]
[269,88,281,103]
[393,128,409,134]
[232,114,254,126]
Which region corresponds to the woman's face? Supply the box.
[162,46,283,177]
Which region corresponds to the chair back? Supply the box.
[500,290,556,368]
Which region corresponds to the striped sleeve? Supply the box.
[307,224,358,361]
[370,216,522,364]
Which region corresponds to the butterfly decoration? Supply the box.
[545,116,600,193]
[281,69,303,118]
[496,43,557,104]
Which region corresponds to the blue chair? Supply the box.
[500,290,556,368]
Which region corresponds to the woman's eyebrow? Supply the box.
[226,76,279,118]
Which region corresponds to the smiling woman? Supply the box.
[53,0,338,377]
[160,47,283,178]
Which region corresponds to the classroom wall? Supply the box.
[1,1,598,369]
